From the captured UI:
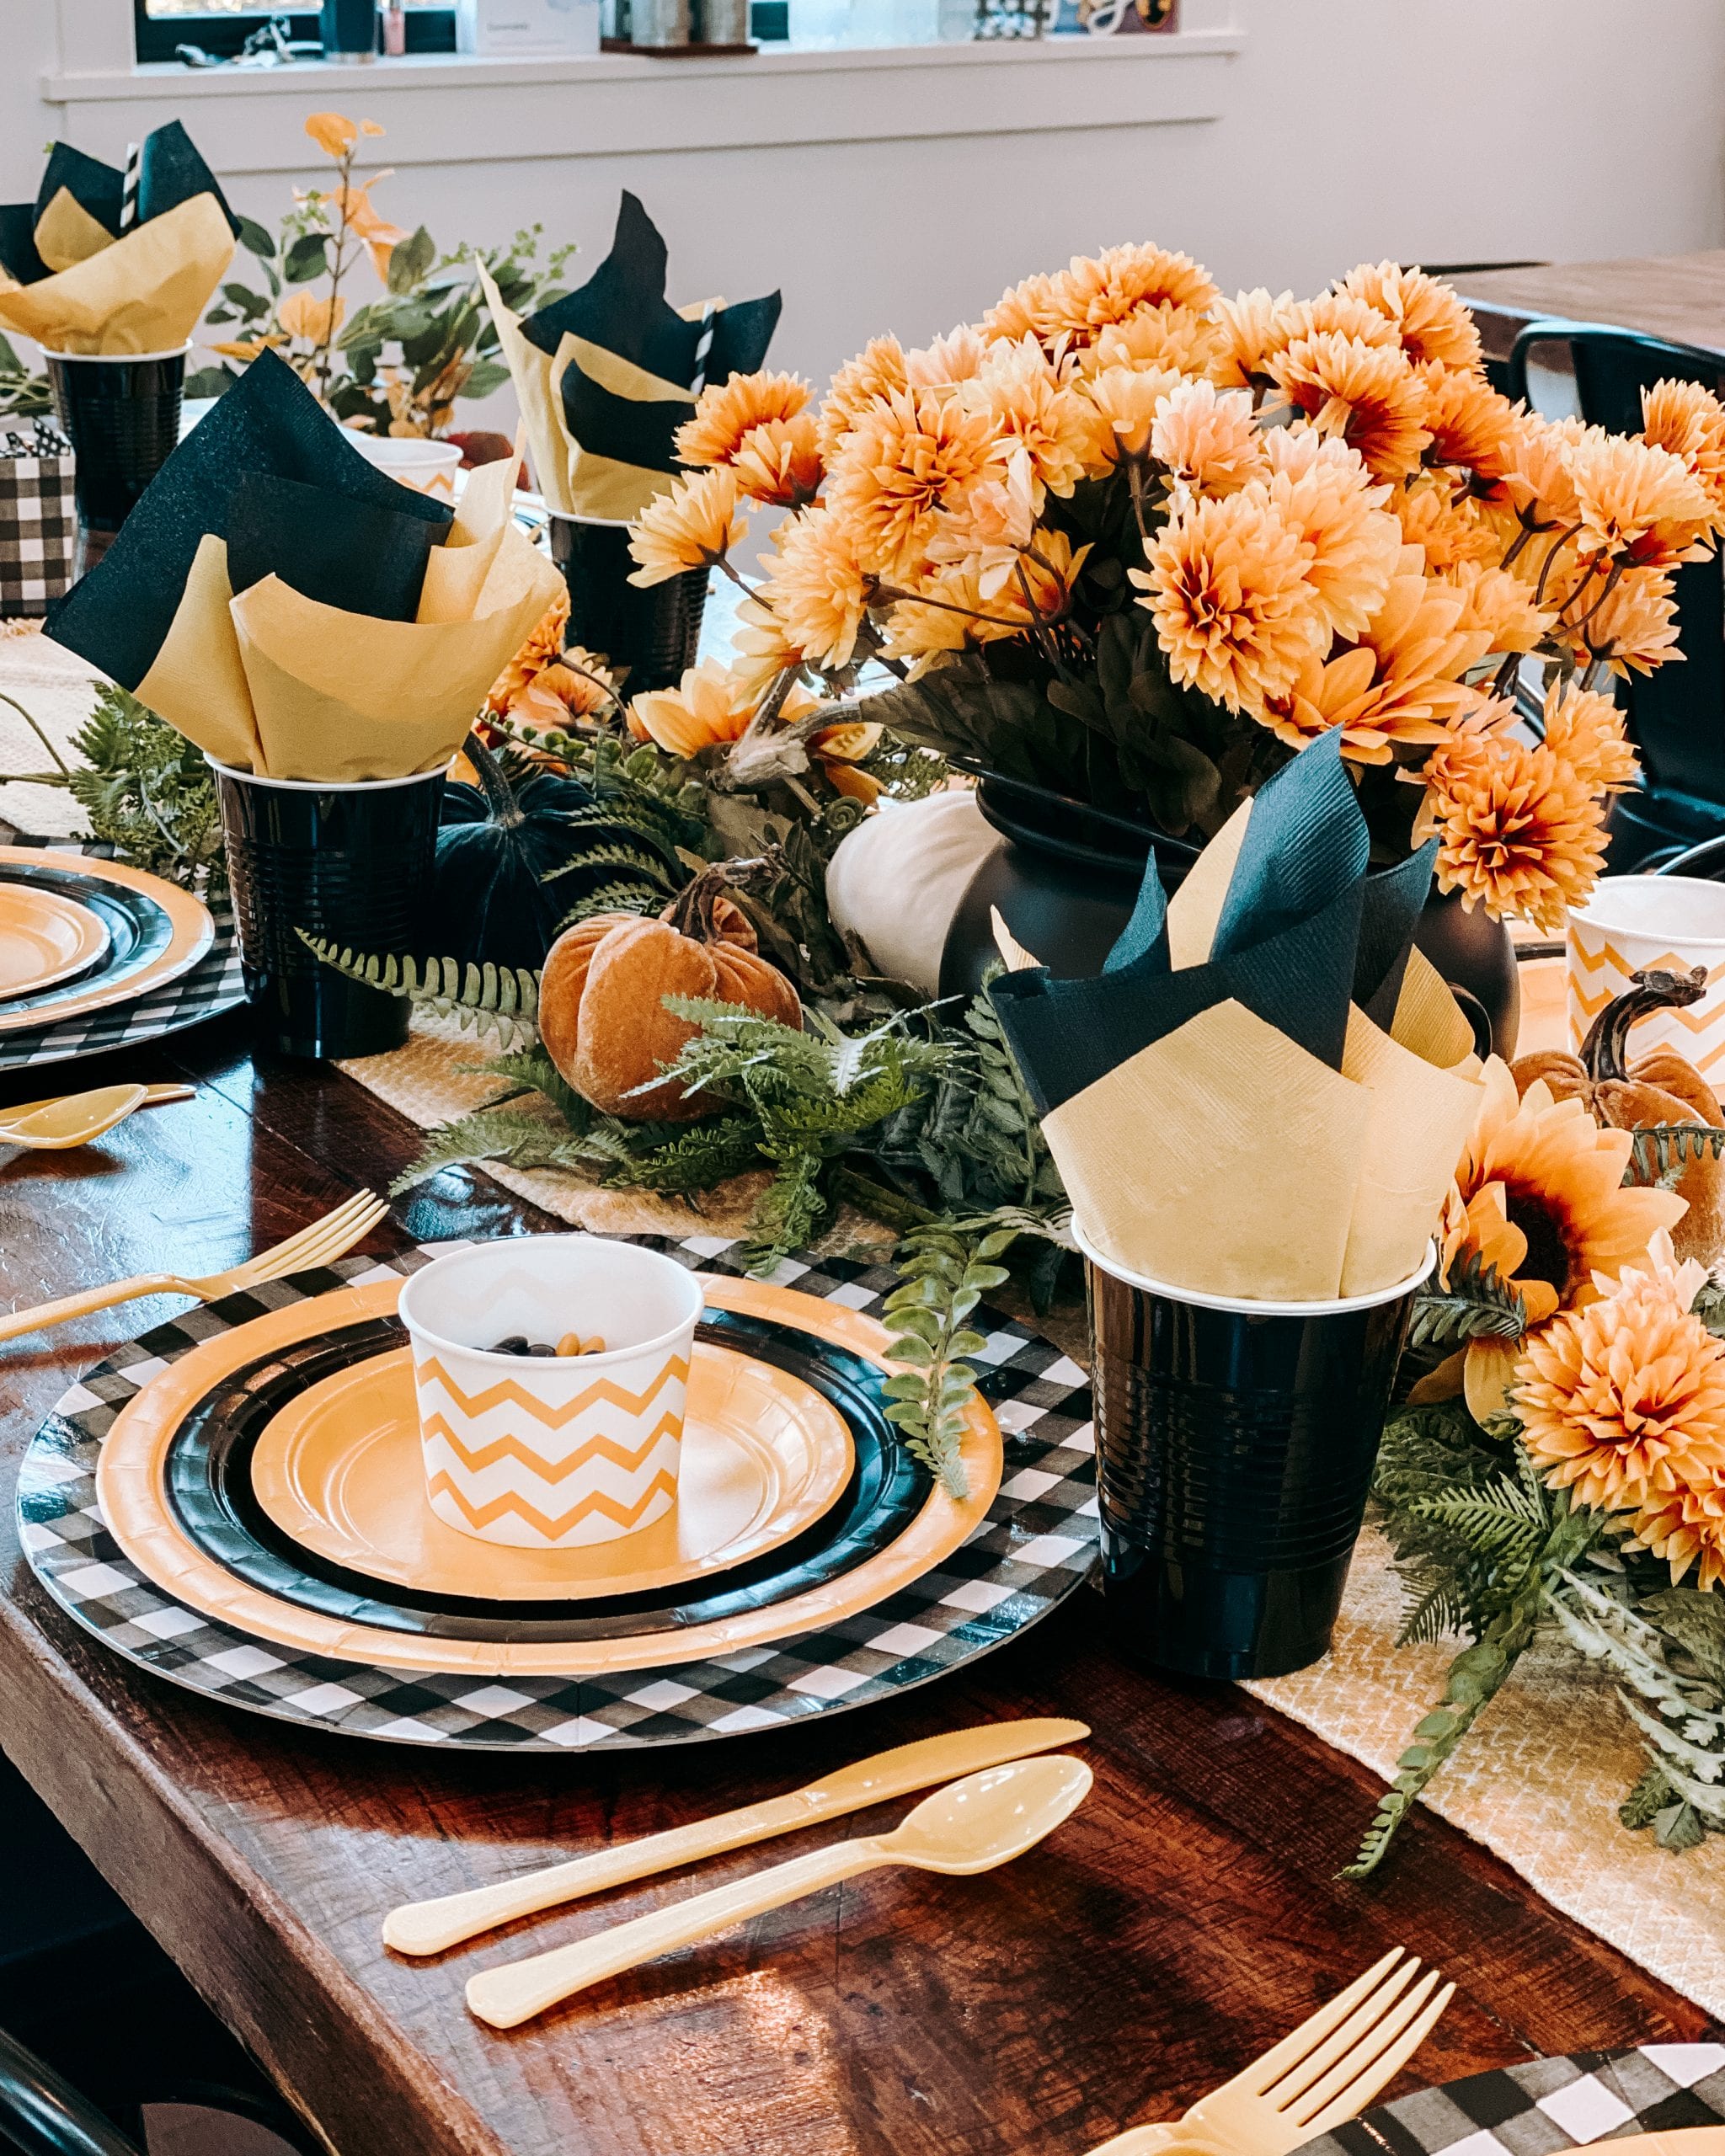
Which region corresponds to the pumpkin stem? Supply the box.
[1580,965,1708,1082]
[666,857,766,942]
[462,732,525,831]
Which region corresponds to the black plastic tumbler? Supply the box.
[547,515,708,693]
[212,764,446,1059]
[44,346,186,569]
[1084,1234,1429,1681]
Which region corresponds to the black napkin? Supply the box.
[990,732,1409,1114]
[521,192,782,478]
[0,122,240,290]
[47,350,454,687]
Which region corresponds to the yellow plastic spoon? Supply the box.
[0,1081,191,1150]
[465,1753,1092,2028]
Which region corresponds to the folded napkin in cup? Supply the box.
[990,731,1484,1303]
[481,190,780,524]
[0,121,238,356]
[44,350,565,782]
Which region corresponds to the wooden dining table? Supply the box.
[1458,250,1725,362]
[0,973,1717,2156]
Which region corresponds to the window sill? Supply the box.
[41,18,1244,163]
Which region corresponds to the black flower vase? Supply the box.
[938,773,1519,1059]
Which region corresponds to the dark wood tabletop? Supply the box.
[0,1008,1717,2156]
[1458,250,1725,362]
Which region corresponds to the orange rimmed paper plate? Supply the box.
[0,849,214,1035]
[0,882,109,1000]
[248,1340,854,1602]
[93,1272,1003,1677]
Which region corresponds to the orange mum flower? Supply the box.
[905,323,988,389]
[1572,565,1682,676]
[1443,1061,1687,1419]
[824,387,1004,579]
[675,370,811,468]
[510,652,618,732]
[1270,332,1433,480]
[1151,381,1267,499]
[730,414,824,508]
[627,658,751,758]
[1541,680,1639,792]
[1397,478,1498,572]
[882,561,1037,668]
[1641,377,1725,526]
[1567,434,1713,570]
[1518,1231,1725,1517]
[1423,734,1609,932]
[1338,261,1484,371]
[818,336,910,462]
[1261,426,1400,641]
[1082,363,1188,461]
[758,505,875,669]
[1134,488,1326,718]
[965,337,1098,498]
[484,587,569,715]
[1418,361,1521,480]
[627,467,745,587]
[1442,562,1553,655]
[1037,243,1219,347]
[1207,287,1299,390]
[1085,304,1219,378]
[1626,1474,1725,1593]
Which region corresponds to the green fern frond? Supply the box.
[1407,1248,1527,1348]
[1625,1124,1725,1191]
[393,1107,573,1191]
[541,840,677,889]
[299,936,541,1047]
[557,881,663,930]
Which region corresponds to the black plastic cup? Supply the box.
[547,514,708,694]
[43,344,186,570]
[1081,1225,1432,1681]
[211,762,446,1060]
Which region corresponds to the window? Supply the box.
[133,0,455,64]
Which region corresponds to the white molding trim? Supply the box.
[40,12,1244,167]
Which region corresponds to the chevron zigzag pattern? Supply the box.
[414,1352,689,1429]
[418,1408,683,1484]
[427,1465,681,1542]
[1567,936,1725,1075]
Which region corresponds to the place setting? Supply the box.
[8,116,1725,2156]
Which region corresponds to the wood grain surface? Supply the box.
[1458,251,1725,361]
[0,1006,1717,2156]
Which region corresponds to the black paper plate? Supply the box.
[162,1308,928,1644]
[0,859,175,1022]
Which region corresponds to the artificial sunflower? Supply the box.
[627,657,751,758]
[1434,1061,1687,1418]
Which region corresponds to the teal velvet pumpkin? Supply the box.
[430,739,600,969]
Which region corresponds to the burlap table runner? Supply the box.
[5,629,1723,2019]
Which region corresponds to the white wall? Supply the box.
[8,0,1725,397]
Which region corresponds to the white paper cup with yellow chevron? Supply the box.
[1567,875,1725,1081]
[398,1236,702,1550]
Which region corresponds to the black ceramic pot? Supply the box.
[939,775,1519,1059]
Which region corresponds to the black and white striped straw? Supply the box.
[119,142,141,231]
[689,302,717,395]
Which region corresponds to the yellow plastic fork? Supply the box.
[1086,1948,1454,2156]
[0,1189,389,1344]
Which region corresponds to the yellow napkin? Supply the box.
[0,195,235,355]
[1042,803,1482,1302]
[478,261,698,525]
[132,454,565,782]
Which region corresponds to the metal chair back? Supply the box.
[1506,317,1725,862]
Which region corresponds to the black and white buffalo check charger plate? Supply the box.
[0,838,243,1074]
[18,1234,1098,1753]
[1316,2046,1725,2156]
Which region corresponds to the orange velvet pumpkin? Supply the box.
[1513,964,1725,1265]
[539,870,802,1121]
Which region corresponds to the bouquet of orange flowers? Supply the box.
[628,246,1725,933]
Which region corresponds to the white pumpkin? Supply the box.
[825,787,995,992]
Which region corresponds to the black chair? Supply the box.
[1506,318,1725,872]
[0,1750,317,2154]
